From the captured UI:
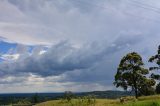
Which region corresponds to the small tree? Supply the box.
[63,91,74,102]
[114,52,155,98]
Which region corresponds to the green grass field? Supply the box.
[35,95,160,106]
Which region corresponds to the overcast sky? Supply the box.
[0,0,160,93]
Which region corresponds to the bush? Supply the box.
[60,94,96,106]
[16,99,31,105]
[120,96,137,104]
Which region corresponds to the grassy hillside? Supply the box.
[36,95,160,106]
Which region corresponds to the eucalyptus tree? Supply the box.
[149,45,160,94]
[149,45,160,80]
[114,52,155,98]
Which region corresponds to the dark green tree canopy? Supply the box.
[114,52,155,98]
[149,45,160,80]
[137,77,155,96]
[156,82,160,94]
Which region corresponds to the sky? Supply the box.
[0,0,160,93]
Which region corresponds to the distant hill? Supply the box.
[0,90,133,99]
[77,90,134,99]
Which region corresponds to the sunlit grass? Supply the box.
[36,95,160,106]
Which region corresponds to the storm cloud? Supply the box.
[0,0,160,92]
[0,34,140,77]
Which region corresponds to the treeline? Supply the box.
[114,45,160,98]
[0,93,62,105]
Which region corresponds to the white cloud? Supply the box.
[1,54,20,61]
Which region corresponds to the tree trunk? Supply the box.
[133,73,138,99]
[135,88,138,99]
[133,76,138,98]
[134,80,138,99]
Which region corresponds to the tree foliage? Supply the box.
[149,45,160,80]
[114,52,155,98]
[63,91,75,102]
[138,78,155,96]
[156,82,160,94]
